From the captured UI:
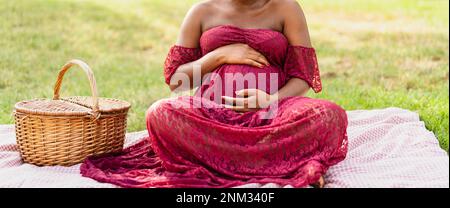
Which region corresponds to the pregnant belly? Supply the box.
[196,64,286,102]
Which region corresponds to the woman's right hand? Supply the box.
[214,43,270,68]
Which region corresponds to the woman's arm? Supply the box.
[275,0,313,99]
[172,45,269,91]
[169,3,222,91]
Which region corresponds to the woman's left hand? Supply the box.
[222,89,278,112]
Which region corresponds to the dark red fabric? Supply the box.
[80,25,347,188]
[284,46,322,93]
[163,45,201,85]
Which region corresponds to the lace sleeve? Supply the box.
[163,45,202,85]
[284,46,322,93]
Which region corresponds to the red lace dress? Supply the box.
[80,25,348,188]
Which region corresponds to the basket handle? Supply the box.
[53,59,100,113]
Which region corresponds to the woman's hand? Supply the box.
[222,89,278,112]
[215,44,270,68]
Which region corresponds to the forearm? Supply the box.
[169,50,224,91]
[273,78,310,100]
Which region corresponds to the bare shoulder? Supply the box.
[185,0,215,19]
[271,0,305,17]
[176,1,214,47]
[272,0,311,46]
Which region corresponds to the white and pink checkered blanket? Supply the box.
[0,108,448,188]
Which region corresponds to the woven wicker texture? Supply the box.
[14,59,130,166]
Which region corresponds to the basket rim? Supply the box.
[15,97,131,116]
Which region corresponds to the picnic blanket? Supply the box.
[0,107,448,188]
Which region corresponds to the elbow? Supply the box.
[168,82,193,92]
[169,84,180,92]
[169,85,176,92]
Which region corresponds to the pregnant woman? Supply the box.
[81,0,348,188]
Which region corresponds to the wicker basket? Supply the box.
[14,59,131,166]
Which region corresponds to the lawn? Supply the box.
[0,0,448,151]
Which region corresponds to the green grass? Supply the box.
[0,0,448,151]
